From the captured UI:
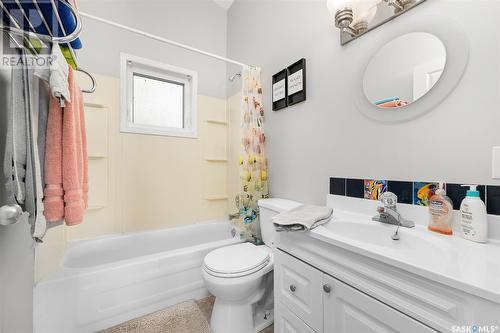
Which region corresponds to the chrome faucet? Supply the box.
[372,192,414,239]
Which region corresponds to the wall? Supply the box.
[227,91,242,214]
[227,0,500,205]
[78,0,228,98]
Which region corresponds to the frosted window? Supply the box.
[121,54,198,138]
[132,74,184,129]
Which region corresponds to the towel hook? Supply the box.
[76,67,97,94]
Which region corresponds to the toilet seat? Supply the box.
[203,243,271,278]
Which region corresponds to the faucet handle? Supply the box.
[380,192,398,208]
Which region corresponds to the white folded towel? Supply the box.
[273,205,333,232]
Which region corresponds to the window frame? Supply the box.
[120,53,198,138]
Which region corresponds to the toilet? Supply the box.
[202,198,303,333]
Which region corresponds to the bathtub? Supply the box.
[34,221,241,333]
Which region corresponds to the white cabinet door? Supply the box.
[275,301,317,333]
[323,275,436,333]
[275,250,323,333]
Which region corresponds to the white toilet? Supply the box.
[202,198,303,333]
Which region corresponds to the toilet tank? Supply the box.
[258,198,303,247]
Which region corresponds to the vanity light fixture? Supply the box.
[327,0,427,45]
[327,0,380,37]
[384,0,415,13]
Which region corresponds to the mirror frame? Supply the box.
[354,15,469,123]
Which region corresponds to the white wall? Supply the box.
[78,0,228,98]
[227,0,500,205]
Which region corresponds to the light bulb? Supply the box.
[353,2,379,25]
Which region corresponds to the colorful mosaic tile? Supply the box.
[364,180,387,200]
[330,177,500,215]
[413,182,438,206]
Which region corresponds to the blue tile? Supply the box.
[346,179,364,198]
[330,178,346,196]
[387,181,413,204]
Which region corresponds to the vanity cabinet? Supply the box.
[275,250,436,333]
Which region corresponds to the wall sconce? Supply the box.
[327,0,427,45]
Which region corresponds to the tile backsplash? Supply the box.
[330,177,500,216]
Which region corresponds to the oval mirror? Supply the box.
[363,32,447,109]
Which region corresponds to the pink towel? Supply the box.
[44,67,88,226]
[379,100,409,108]
[43,93,65,222]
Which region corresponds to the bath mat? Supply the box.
[99,300,212,333]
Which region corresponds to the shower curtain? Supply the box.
[236,67,269,243]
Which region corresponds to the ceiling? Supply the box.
[212,0,235,11]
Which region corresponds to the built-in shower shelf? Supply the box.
[87,205,105,211]
[205,158,228,162]
[206,119,228,125]
[205,195,228,201]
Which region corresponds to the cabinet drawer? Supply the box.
[275,249,323,333]
[275,301,316,333]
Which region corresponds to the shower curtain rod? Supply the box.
[79,12,252,68]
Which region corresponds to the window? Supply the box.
[121,54,198,138]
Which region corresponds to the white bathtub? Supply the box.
[34,221,241,333]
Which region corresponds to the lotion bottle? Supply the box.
[428,182,453,235]
[460,185,488,243]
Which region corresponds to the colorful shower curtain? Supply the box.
[236,67,269,243]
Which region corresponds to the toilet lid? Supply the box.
[204,243,270,276]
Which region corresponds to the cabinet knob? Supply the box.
[289,285,297,292]
[323,284,331,293]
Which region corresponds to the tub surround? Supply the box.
[274,195,500,332]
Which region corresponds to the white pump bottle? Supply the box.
[460,185,488,243]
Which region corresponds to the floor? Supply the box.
[101,295,274,333]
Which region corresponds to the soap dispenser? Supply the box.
[428,182,453,235]
[460,185,488,243]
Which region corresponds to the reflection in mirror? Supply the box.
[363,32,447,109]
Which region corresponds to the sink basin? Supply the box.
[312,215,457,268]
[323,218,445,247]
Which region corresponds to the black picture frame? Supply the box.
[287,58,306,106]
[272,69,288,111]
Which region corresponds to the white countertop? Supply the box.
[307,198,500,305]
